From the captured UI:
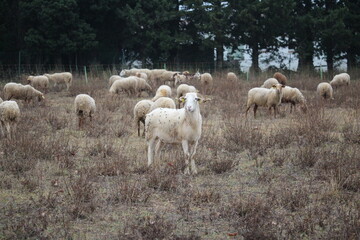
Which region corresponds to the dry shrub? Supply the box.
[107,179,151,205]
[342,121,360,144]
[191,188,221,205]
[85,138,115,158]
[46,112,68,131]
[210,158,234,174]
[119,214,175,240]
[92,157,128,176]
[292,146,321,168]
[270,184,310,212]
[147,166,181,191]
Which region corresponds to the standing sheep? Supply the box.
[281,86,307,113]
[273,72,288,85]
[193,71,213,94]
[135,72,148,81]
[27,75,49,92]
[109,75,122,87]
[134,100,154,137]
[0,100,20,140]
[145,92,207,175]
[245,84,285,118]
[44,72,72,91]
[4,83,45,105]
[74,94,96,128]
[149,97,176,112]
[330,73,350,88]
[176,84,197,108]
[109,76,151,97]
[317,82,334,100]
[261,78,279,88]
[152,85,172,101]
[227,72,238,82]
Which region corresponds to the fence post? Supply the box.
[84,66,88,84]
[320,67,323,80]
[18,51,21,76]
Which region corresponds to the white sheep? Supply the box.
[0,100,20,140]
[135,72,148,81]
[152,85,172,101]
[109,76,152,97]
[193,71,213,93]
[261,78,279,88]
[273,72,288,85]
[74,94,96,128]
[149,97,176,112]
[27,75,49,92]
[330,73,350,88]
[135,77,153,96]
[4,82,45,105]
[109,75,122,87]
[0,97,2,104]
[317,82,334,100]
[281,86,307,113]
[227,72,238,82]
[158,70,180,87]
[134,100,154,137]
[174,73,188,86]
[145,92,207,175]
[245,83,285,118]
[176,84,197,108]
[44,72,72,91]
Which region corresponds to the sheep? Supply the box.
[281,86,307,113]
[0,97,2,104]
[227,72,238,82]
[317,82,334,100]
[134,100,154,137]
[193,71,213,93]
[273,72,288,85]
[330,73,350,88]
[174,73,188,86]
[145,92,208,175]
[135,72,148,81]
[109,75,122,87]
[109,76,152,97]
[176,84,197,108]
[149,97,176,112]
[245,83,285,118]
[120,68,151,77]
[261,78,279,88]
[27,75,49,92]
[4,82,45,105]
[159,70,180,87]
[0,100,20,140]
[74,94,96,128]
[44,72,72,91]
[152,85,172,101]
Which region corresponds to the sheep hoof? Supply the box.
[184,168,190,175]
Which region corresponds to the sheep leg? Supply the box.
[182,140,191,175]
[253,105,258,118]
[5,122,11,140]
[137,120,141,137]
[189,141,199,174]
[154,140,163,164]
[141,120,146,137]
[147,138,156,167]
[0,121,4,138]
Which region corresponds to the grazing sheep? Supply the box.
[109,76,152,97]
[174,73,188,86]
[193,71,213,93]
[261,78,279,88]
[159,70,180,87]
[246,84,285,118]
[273,72,288,85]
[281,86,307,113]
[135,72,148,81]
[227,72,238,82]
[135,77,153,96]
[134,100,153,137]
[152,85,172,101]
[44,72,72,91]
[109,75,122,87]
[330,73,350,88]
[74,94,96,128]
[149,97,176,112]
[120,68,151,77]
[317,82,334,100]
[176,84,197,108]
[0,100,20,140]
[4,82,45,105]
[145,92,207,175]
[27,75,49,92]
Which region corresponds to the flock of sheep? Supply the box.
[0,68,351,175]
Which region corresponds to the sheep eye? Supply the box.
[195,98,200,101]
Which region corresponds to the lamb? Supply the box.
[227,72,238,82]
[176,84,197,108]
[281,86,307,113]
[109,76,152,97]
[27,75,49,92]
[317,82,334,100]
[152,85,172,101]
[4,82,45,104]
[273,72,288,85]
[74,94,96,128]
[245,83,285,118]
[134,100,154,137]
[261,78,279,88]
[44,72,72,91]
[145,92,207,174]
[149,97,176,112]
[0,100,20,140]
[330,73,350,88]
[193,71,213,93]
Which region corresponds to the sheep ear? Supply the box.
[271,85,276,88]
[200,98,211,103]
[282,85,285,88]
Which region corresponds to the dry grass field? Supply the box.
[0,70,359,239]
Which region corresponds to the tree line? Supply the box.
[0,0,359,72]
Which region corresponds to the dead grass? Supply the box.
[0,71,359,239]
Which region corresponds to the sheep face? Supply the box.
[271,84,285,94]
[37,94,45,102]
[119,70,126,77]
[180,93,202,113]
